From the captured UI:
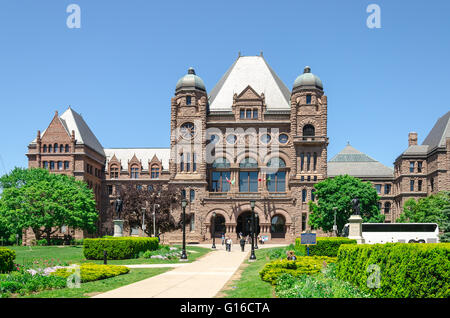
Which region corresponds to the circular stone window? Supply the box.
[180,122,195,139]
[226,134,237,144]
[260,134,271,144]
[278,133,289,144]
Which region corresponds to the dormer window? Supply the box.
[186,96,192,105]
[130,165,139,179]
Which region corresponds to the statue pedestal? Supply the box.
[113,220,124,237]
[348,215,365,244]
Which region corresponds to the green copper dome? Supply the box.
[293,66,323,90]
[176,67,206,92]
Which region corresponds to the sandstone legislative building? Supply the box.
[26,55,450,244]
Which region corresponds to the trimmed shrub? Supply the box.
[51,263,129,282]
[295,237,357,257]
[336,243,450,298]
[83,237,159,260]
[260,256,337,285]
[0,248,16,273]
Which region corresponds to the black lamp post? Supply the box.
[254,214,259,249]
[212,212,216,249]
[180,199,188,261]
[249,200,256,260]
[333,207,338,237]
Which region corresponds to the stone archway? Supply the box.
[210,214,226,238]
[236,211,260,238]
[270,214,286,238]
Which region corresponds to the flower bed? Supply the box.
[0,271,67,297]
[259,256,337,285]
[142,245,181,260]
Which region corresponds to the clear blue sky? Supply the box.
[0,0,449,173]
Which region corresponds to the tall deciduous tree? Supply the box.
[0,168,98,242]
[308,175,384,235]
[397,191,450,241]
[117,182,187,236]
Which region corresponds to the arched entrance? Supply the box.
[210,214,226,238]
[236,212,260,237]
[271,214,286,238]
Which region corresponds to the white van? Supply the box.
[343,223,440,244]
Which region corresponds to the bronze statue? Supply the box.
[114,197,123,219]
[351,197,361,215]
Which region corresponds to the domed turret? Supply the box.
[175,67,206,93]
[293,66,323,91]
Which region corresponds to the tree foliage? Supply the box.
[308,175,384,235]
[396,191,450,241]
[0,168,98,242]
[117,182,187,236]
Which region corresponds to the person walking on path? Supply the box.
[226,237,232,252]
[221,233,225,245]
[239,237,246,252]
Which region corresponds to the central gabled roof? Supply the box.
[208,55,291,111]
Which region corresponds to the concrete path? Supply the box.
[94,243,287,298]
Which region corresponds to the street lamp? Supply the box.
[333,207,338,237]
[254,214,259,249]
[211,212,216,249]
[141,207,146,235]
[153,204,160,237]
[180,199,188,261]
[249,200,256,260]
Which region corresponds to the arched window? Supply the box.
[130,165,139,179]
[239,157,258,193]
[65,144,69,153]
[313,152,317,171]
[186,153,191,172]
[181,189,186,199]
[311,189,316,201]
[302,189,307,202]
[60,145,64,153]
[48,144,52,153]
[110,165,119,179]
[303,124,315,137]
[54,143,58,153]
[267,158,287,192]
[306,153,311,171]
[190,189,195,202]
[300,153,304,171]
[210,158,231,192]
[384,202,391,214]
[271,215,286,238]
[180,153,184,172]
[151,165,160,179]
[43,145,47,153]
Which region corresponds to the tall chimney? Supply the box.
[408,132,418,146]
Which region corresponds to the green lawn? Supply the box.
[18,268,170,298]
[220,247,280,298]
[9,245,211,267]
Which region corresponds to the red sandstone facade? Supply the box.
[25,55,450,244]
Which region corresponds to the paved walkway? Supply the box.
[93,243,287,298]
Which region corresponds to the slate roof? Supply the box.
[104,148,170,171]
[328,144,393,178]
[422,111,450,150]
[208,55,291,111]
[31,107,105,156]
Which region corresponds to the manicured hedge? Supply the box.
[0,248,16,273]
[336,243,450,298]
[259,256,337,285]
[295,237,357,257]
[51,263,129,282]
[83,237,159,260]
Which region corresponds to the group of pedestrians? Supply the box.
[220,232,259,252]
